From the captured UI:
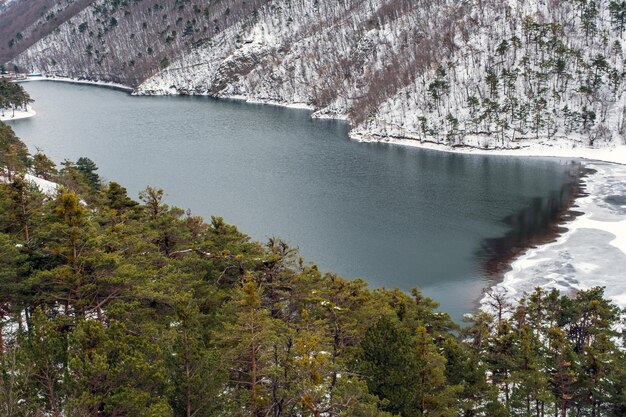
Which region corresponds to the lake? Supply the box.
[7,81,579,320]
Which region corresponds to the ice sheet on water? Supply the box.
[484,161,626,310]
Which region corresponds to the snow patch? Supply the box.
[1,106,36,121]
[21,76,133,92]
[25,174,58,196]
[351,134,626,166]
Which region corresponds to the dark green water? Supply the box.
[7,81,579,320]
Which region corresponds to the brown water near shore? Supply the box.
[476,162,594,302]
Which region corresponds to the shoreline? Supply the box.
[476,164,590,311]
[19,76,133,93]
[481,164,589,278]
[350,134,626,166]
[1,106,36,121]
[481,161,626,311]
[351,135,626,313]
[20,75,625,164]
[222,94,316,111]
[19,76,626,163]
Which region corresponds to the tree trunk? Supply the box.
[185,363,192,417]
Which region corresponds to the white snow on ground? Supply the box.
[352,135,626,165]
[0,0,18,12]
[21,76,133,92]
[483,161,626,309]
[0,173,58,196]
[0,106,36,121]
[24,174,58,196]
[227,95,315,111]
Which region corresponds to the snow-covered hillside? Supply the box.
[8,0,626,150]
[0,0,20,14]
[8,0,269,86]
[0,0,95,65]
[0,0,17,11]
[353,0,626,150]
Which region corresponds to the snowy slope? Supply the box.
[0,0,17,11]
[140,0,626,150]
[8,0,269,86]
[8,0,626,148]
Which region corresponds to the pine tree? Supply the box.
[609,1,626,36]
[67,319,172,417]
[17,309,68,417]
[509,324,552,417]
[413,325,458,416]
[167,299,225,417]
[1,176,44,246]
[547,326,577,417]
[357,316,417,416]
[32,152,57,180]
[0,233,27,352]
[75,157,101,193]
[0,123,29,181]
[220,277,278,416]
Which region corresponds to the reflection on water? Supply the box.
[478,161,582,278]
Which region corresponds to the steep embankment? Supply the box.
[0,0,97,66]
[6,0,626,149]
[5,0,270,86]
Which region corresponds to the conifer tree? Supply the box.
[357,316,418,416]
[220,277,278,416]
[413,325,458,416]
[32,152,57,180]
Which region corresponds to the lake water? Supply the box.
[7,81,579,320]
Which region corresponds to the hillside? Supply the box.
[4,0,626,148]
[3,0,271,86]
[0,0,97,66]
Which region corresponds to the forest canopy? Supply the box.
[0,123,626,417]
